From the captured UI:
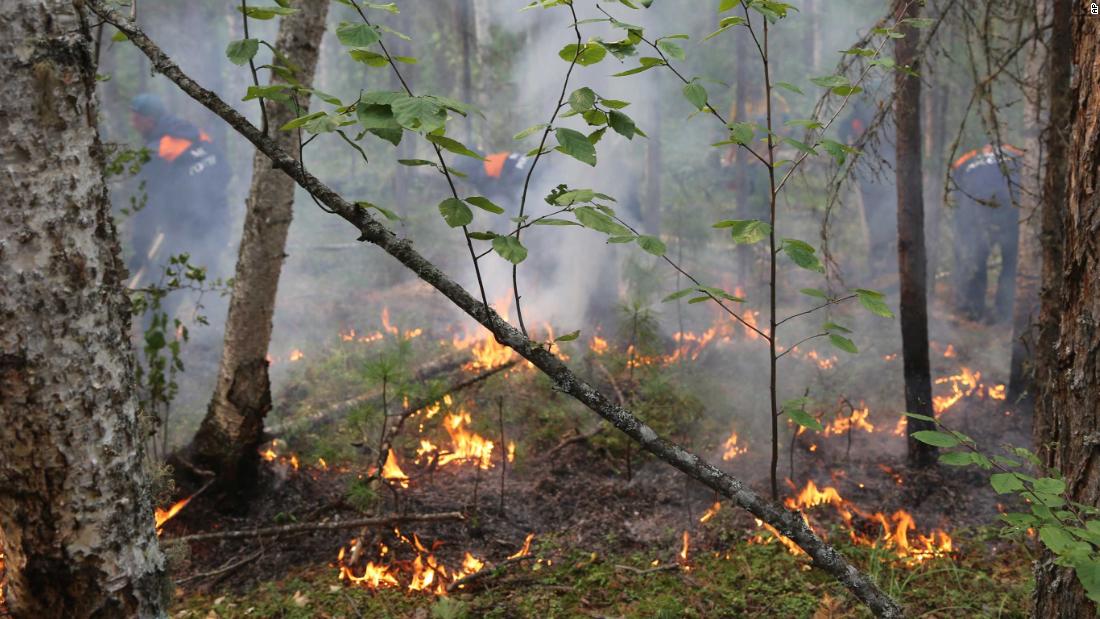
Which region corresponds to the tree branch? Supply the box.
[164,512,465,545]
[87,4,902,615]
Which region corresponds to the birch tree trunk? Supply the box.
[0,1,167,615]
[892,0,937,468]
[190,0,330,486]
[1033,0,1096,614]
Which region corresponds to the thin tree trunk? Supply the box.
[1007,0,1047,404]
[0,2,167,615]
[893,0,937,468]
[190,0,330,487]
[1033,0,1089,614]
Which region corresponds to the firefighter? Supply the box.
[838,97,897,281]
[127,93,231,289]
[950,143,1022,323]
[452,151,531,210]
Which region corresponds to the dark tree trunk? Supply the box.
[1033,0,1093,614]
[0,1,167,615]
[191,0,330,488]
[892,0,937,468]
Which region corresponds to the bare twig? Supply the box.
[164,512,465,545]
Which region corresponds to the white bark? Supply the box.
[0,1,166,616]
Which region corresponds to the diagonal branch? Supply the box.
[86,3,901,616]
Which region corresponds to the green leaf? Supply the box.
[855,288,894,318]
[828,333,858,354]
[810,75,849,89]
[226,38,260,65]
[492,235,528,264]
[683,82,708,110]
[727,122,755,145]
[242,84,290,102]
[774,81,803,95]
[583,109,609,126]
[714,219,770,244]
[559,42,607,65]
[356,102,400,131]
[781,239,824,272]
[555,128,597,166]
[426,133,482,159]
[1034,477,1068,495]
[568,87,597,113]
[608,110,637,139]
[439,197,473,228]
[348,49,389,67]
[800,288,828,299]
[514,123,549,141]
[336,21,381,48]
[1039,525,1076,554]
[990,472,1026,494]
[822,321,851,334]
[533,218,580,226]
[656,39,685,60]
[356,200,400,221]
[911,430,959,448]
[397,159,436,167]
[467,231,497,241]
[556,330,581,342]
[636,235,666,256]
[238,5,296,19]
[465,196,504,214]
[939,451,976,466]
[391,96,446,133]
[704,15,746,40]
[280,111,326,131]
[785,407,823,432]
[821,139,856,165]
[612,56,665,77]
[904,412,936,423]
[573,206,632,236]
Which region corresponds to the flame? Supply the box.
[337,530,487,596]
[742,310,761,340]
[802,349,837,370]
[382,307,399,336]
[154,495,193,533]
[318,457,329,470]
[678,530,690,567]
[382,449,410,488]
[508,533,535,559]
[699,502,722,523]
[435,412,495,469]
[768,481,952,563]
[589,335,609,354]
[893,415,907,437]
[507,441,516,463]
[943,344,956,358]
[822,405,875,436]
[988,384,1006,400]
[289,348,304,362]
[721,431,748,460]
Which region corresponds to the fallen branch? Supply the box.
[613,563,681,575]
[543,426,605,461]
[163,511,464,545]
[88,5,903,616]
[446,555,531,593]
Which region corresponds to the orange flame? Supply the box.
[721,431,748,460]
[678,530,690,567]
[508,533,535,559]
[435,412,495,469]
[289,348,304,362]
[382,449,410,488]
[154,495,193,533]
[822,405,875,436]
[699,502,722,523]
[589,335,609,355]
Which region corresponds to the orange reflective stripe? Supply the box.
[483,152,510,178]
[158,135,193,162]
[952,148,978,170]
[199,130,212,143]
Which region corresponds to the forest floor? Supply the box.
[148,275,1039,618]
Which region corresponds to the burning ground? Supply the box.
[142,282,1038,618]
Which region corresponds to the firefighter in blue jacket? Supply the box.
[127,93,230,288]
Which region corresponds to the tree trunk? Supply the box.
[0,2,167,616]
[1007,0,1048,404]
[190,0,329,487]
[892,0,937,468]
[1033,0,1093,614]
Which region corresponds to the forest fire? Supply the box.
[822,405,874,436]
[679,530,691,568]
[415,409,496,470]
[382,449,410,488]
[336,531,534,595]
[259,439,301,470]
[154,495,193,533]
[589,335,609,354]
[699,501,722,523]
[721,431,748,460]
[761,481,952,563]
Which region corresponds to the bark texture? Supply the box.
[0,2,167,616]
[89,3,904,615]
[190,0,330,486]
[892,0,937,467]
[1034,0,1098,614]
